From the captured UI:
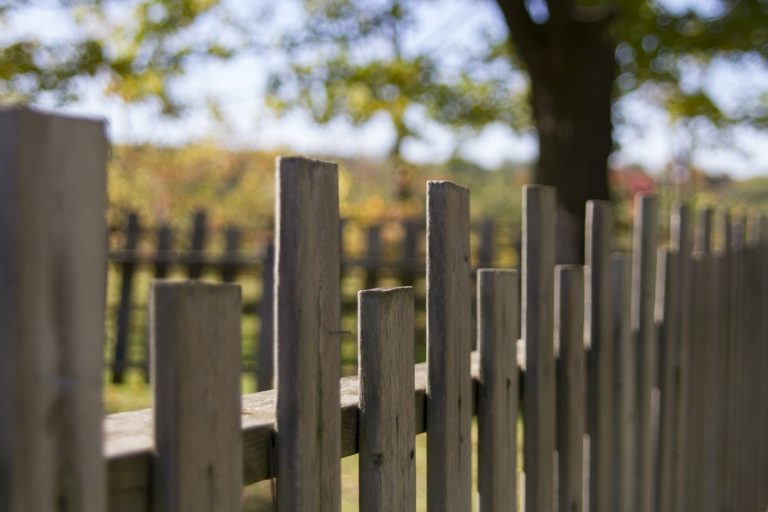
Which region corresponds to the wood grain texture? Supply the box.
[151,282,243,512]
[426,181,472,512]
[358,287,416,512]
[522,185,556,512]
[274,156,341,511]
[0,108,108,512]
[630,193,658,512]
[584,200,613,512]
[477,269,519,512]
[555,265,585,512]
[611,254,635,512]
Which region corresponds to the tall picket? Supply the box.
[0,109,108,512]
[426,181,472,512]
[274,157,341,511]
[522,185,556,512]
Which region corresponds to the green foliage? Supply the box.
[267,0,530,156]
[0,0,242,114]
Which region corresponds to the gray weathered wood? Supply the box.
[358,287,416,512]
[630,193,658,512]
[584,200,613,512]
[668,203,692,512]
[151,282,243,512]
[0,108,108,512]
[275,156,341,511]
[555,265,586,512]
[611,254,635,512]
[477,269,519,512]
[655,249,678,512]
[426,181,472,512]
[522,185,556,512]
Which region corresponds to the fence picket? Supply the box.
[555,265,586,512]
[0,108,108,511]
[150,282,243,512]
[358,287,416,512]
[630,193,658,512]
[522,185,556,512]
[256,241,275,390]
[426,181,472,512]
[611,254,635,512]
[113,212,140,383]
[275,156,341,511]
[185,210,208,279]
[668,203,692,512]
[584,200,613,512]
[477,269,519,512]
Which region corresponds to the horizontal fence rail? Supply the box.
[2,108,768,512]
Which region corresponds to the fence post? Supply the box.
[584,200,613,512]
[185,210,208,279]
[477,269,519,512]
[426,181,472,512]
[364,225,382,290]
[0,108,108,511]
[522,185,556,512]
[219,226,242,283]
[275,157,341,511]
[256,241,275,390]
[610,254,635,512]
[113,211,140,383]
[555,265,586,512]
[358,287,416,512]
[151,282,243,512]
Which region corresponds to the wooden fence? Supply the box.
[106,209,513,387]
[1,108,767,512]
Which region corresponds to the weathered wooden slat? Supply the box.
[358,287,416,512]
[555,265,585,512]
[0,108,108,512]
[477,269,519,512]
[630,193,658,512]
[256,241,275,390]
[522,185,556,512]
[426,181,472,512]
[274,156,341,511]
[113,212,140,384]
[668,203,692,512]
[655,249,678,512]
[584,200,613,512]
[151,282,242,512]
[611,254,635,512]
[105,358,484,511]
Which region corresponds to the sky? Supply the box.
[5,0,768,178]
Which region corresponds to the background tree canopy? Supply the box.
[2,0,767,259]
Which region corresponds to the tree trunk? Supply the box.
[496,1,616,263]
